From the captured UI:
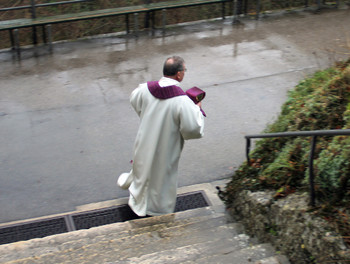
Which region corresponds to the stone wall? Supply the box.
[227,190,350,263]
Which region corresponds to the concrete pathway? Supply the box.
[0,6,349,223]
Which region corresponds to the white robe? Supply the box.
[126,77,204,216]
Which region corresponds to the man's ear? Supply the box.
[175,71,181,81]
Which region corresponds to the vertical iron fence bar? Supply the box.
[30,0,36,18]
[134,13,139,37]
[232,0,238,24]
[31,0,38,45]
[246,137,251,165]
[42,26,46,44]
[162,9,166,35]
[221,2,225,19]
[125,14,130,34]
[308,135,317,207]
[14,29,20,58]
[144,0,151,28]
[151,11,155,30]
[243,0,248,15]
[9,29,15,50]
[46,24,53,53]
[256,0,260,20]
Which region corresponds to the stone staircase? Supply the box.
[0,183,290,264]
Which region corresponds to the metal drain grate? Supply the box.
[0,191,210,245]
[175,191,210,212]
[0,217,69,245]
[72,204,138,230]
[72,191,210,230]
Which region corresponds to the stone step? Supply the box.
[188,243,287,264]
[121,235,251,263]
[0,207,244,264]
[56,217,242,263]
[0,183,290,264]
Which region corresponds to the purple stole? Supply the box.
[147,81,186,99]
[147,81,206,116]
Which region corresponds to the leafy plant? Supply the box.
[222,59,350,243]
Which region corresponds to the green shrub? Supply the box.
[227,60,350,197]
[313,136,350,202]
[223,60,350,239]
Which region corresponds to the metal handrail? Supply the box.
[0,0,92,12]
[0,0,92,47]
[245,129,350,206]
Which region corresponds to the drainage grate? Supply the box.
[72,204,138,230]
[72,191,210,230]
[0,217,69,245]
[175,191,210,212]
[0,191,210,245]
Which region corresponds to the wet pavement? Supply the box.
[0,6,349,223]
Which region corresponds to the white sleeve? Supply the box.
[130,84,143,117]
[178,97,205,140]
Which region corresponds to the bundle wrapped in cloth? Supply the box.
[186,87,206,117]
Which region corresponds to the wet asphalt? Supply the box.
[0,6,350,223]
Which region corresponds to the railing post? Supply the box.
[14,29,20,59]
[42,25,46,44]
[243,0,248,14]
[30,0,38,45]
[125,14,130,34]
[46,24,53,53]
[246,137,251,165]
[144,0,151,28]
[221,1,225,20]
[232,0,238,24]
[308,136,317,207]
[9,29,15,50]
[30,0,36,18]
[162,9,166,34]
[134,13,139,37]
[256,0,261,20]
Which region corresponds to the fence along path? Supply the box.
[0,0,232,51]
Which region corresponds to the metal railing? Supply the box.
[0,0,92,47]
[245,129,350,207]
[0,0,92,13]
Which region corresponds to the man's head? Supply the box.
[163,56,186,82]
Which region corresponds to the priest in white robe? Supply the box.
[118,56,205,217]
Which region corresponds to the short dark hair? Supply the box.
[163,56,185,76]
